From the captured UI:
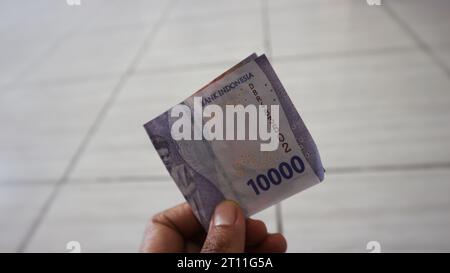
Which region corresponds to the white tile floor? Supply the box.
[0,0,449,252]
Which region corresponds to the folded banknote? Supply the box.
[144,53,324,229]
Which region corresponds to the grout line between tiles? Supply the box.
[262,0,272,59]
[0,1,104,94]
[15,0,179,253]
[262,0,283,235]
[326,161,450,175]
[3,45,422,91]
[273,45,418,63]
[3,161,450,187]
[383,2,450,78]
[0,30,75,93]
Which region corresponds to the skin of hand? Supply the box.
[140,200,287,253]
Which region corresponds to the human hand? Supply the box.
[140,200,287,253]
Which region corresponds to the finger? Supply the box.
[184,241,202,253]
[201,200,246,253]
[246,233,287,253]
[140,202,203,252]
[245,219,268,246]
[185,232,207,253]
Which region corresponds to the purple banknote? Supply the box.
[144,53,324,229]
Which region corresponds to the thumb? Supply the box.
[201,200,246,253]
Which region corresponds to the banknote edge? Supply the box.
[143,53,259,130]
[255,54,325,181]
[142,53,325,228]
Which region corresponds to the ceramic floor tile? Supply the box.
[69,66,232,181]
[388,0,450,46]
[433,44,450,72]
[0,0,88,41]
[169,0,262,20]
[282,169,450,252]
[268,0,347,10]
[269,0,414,57]
[136,11,264,71]
[25,180,278,252]
[0,184,54,252]
[272,49,450,169]
[23,26,149,84]
[0,80,116,182]
[25,181,185,252]
[0,37,57,88]
[0,1,98,88]
[79,0,166,31]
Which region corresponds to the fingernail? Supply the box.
[213,200,239,227]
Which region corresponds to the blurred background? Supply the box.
[1,0,450,252]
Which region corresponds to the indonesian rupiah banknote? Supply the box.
[144,53,325,229]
